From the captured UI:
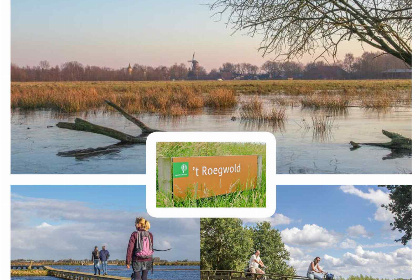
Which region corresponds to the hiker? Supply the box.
[91,246,101,275]
[307,257,324,280]
[100,245,110,275]
[249,250,265,275]
[126,217,154,280]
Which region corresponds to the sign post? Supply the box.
[158,155,262,199]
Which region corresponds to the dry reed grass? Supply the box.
[204,88,237,108]
[11,80,411,113]
[360,90,394,109]
[240,97,287,122]
[301,92,349,111]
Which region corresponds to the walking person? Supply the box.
[100,245,110,275]
[91,246,101,275]
[307,257,324,280]
[126,217,154,280]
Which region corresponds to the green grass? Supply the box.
[156,142,266,208]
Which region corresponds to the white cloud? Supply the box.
[242,213,292,226]
[281,224,341,247]
[347,225,373,238]
[36,222,53,229]
[340,238,357,249]
[287,246,412,279]
[11,194,200,261]
[323,254,344,267]
[363,242,401,249]
[339,186,393,222]
[284,245,305,258]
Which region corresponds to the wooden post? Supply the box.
[257,155,263,188]
[158,157,172,194]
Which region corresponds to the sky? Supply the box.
[11,185,200,262]
[243,185,412,279]
[11,0,376,70]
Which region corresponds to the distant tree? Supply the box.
[280,61,303,79]
[39,60,50,70]
[210,0,412,66]
[61,61,84,81]
[208,68,221,80]
[261,61,282,79]
[251,222,295,275]
[343,53,355,73]
[169,63,189,80]
[381,185,412,245]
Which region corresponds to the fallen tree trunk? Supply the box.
[104,99,160,136]
[56,100,161,158]
[57,118,146,143]
[350,130,412,151]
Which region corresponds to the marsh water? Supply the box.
[11,97,411,174]
[12,265,200,280]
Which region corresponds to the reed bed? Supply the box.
[311,114,335,141]
[301,92,349,111]
[204,88,237,108]
[360,91,394,109]
[11,80,411,113]
[240,97,287,123]
[11,269,49,276]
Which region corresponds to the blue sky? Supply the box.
[11,0,374,69]
[11,185,200,261]
[243,185,412,279]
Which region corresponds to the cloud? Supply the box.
[346,225,373,238]
[11,194,200,261]
[284,245,305,258]
[340,238,357,249]
[339,186,393,222]
[281,224,341,247]
[242,213,292,226]
[287,246,412,279]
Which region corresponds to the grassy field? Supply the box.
[156,142,266,208]
[11,80,411,114]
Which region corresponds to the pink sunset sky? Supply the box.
[12,0,376,70]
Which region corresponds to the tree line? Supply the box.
[11,51,409,82]
[200,219,295,275]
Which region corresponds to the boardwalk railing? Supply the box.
[11,265,46,270]
[44,266,130,280]
[200,270,311,280]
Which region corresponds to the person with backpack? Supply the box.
[100,245,110,275]
[126,217,154,280]
[307,257,324,280]
[91,246,101,275]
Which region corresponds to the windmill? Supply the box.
[188,52,199,79]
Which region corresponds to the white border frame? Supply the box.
[146,132,276,218]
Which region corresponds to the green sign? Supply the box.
[173,162,189,178]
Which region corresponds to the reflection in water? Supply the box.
[240,119,286,133]
[11,96,412,174]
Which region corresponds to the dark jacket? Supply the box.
[126,228,153,265]
[92,250,100,261]
[99,249,110,261]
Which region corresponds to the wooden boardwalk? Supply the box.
[45,266,130,280]
[11,264,187,280]
[200,270,311,280]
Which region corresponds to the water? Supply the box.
[12,265,200,280]
[11,102,411,174]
